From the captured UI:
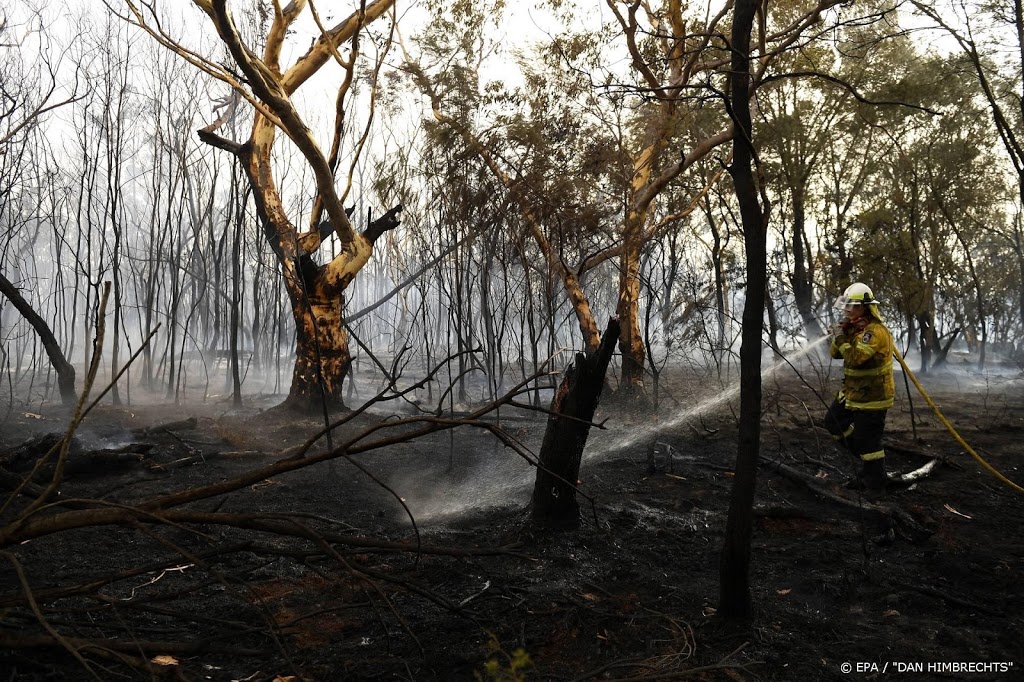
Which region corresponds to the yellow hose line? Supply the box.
[893,349,1024,495]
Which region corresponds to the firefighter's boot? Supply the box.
[862,458,887,499]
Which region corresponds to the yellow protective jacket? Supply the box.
[830,319,895,410]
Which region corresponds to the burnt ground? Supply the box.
[1,364,1023,681]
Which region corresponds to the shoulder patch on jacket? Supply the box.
[861,331,873,343]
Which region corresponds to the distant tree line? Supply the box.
[2,0,1022,413]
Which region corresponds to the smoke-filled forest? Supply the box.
[2,1,1023,680]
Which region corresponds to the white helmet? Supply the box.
[834,282,882,318]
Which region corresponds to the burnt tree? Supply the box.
[531,318,620,527]
[719,0,770,619]
[127,0,401,411]
[0,272,77,406]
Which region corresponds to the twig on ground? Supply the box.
[1,550,102,679]
[890,580,1005,617]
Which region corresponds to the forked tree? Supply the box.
[118,0,401,410]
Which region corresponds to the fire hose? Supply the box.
[893,348,1024,495]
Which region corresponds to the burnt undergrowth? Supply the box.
[1,369,1023,681]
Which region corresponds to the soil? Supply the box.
[1,364,1023,681]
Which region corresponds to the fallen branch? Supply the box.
[759,457,932,542]
[0,633,262,656]
[0,467,46,499]
[890,580,1005,617]
[891,459,939,485]
[151,449,264,471]
[572,641,760,681]
[0,541,255,609]
[0,503,527,557]
[1,550,99,678]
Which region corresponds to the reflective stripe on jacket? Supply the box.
[830,319,894,410]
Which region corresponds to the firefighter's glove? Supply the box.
[842,318,868,335]
[830,323,846,343]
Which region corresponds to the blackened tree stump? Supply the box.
[531,318,621,527]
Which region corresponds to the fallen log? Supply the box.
[3,433,151,478]
[63,451,147,476]
[133,417,198,436]
[760,457,932,542]
[0,466,46,498]
[2,433,81,471]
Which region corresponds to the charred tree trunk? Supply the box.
[719,0,768,620]
[915,309,938,373]
[790,187,823,339]
[0,273,77,406]
[281,206,402,412]
[708,206,728,349]
[531,318,620,528]
[229,183,245,408]
[286,285,352,411]
[932,328,961,368]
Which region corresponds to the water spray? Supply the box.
[591,334,833,456]
[893,349,1024,495]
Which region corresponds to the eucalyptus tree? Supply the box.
[407,0,867,401]
[402,0,613,360]
[757,3,940,341]
[911,0,1024,343]
[117,0,402,411]
[844,53,1004,370]
[759,40,854,341]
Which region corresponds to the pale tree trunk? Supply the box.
[617,133,671,398]
[603,0,736,396]
[616,220,646,393]
[156,0,403,411]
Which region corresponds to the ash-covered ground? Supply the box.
[1,360,1022,680]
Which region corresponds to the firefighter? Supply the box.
[824,282,895,497]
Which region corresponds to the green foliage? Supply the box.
[475,632,533,682]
